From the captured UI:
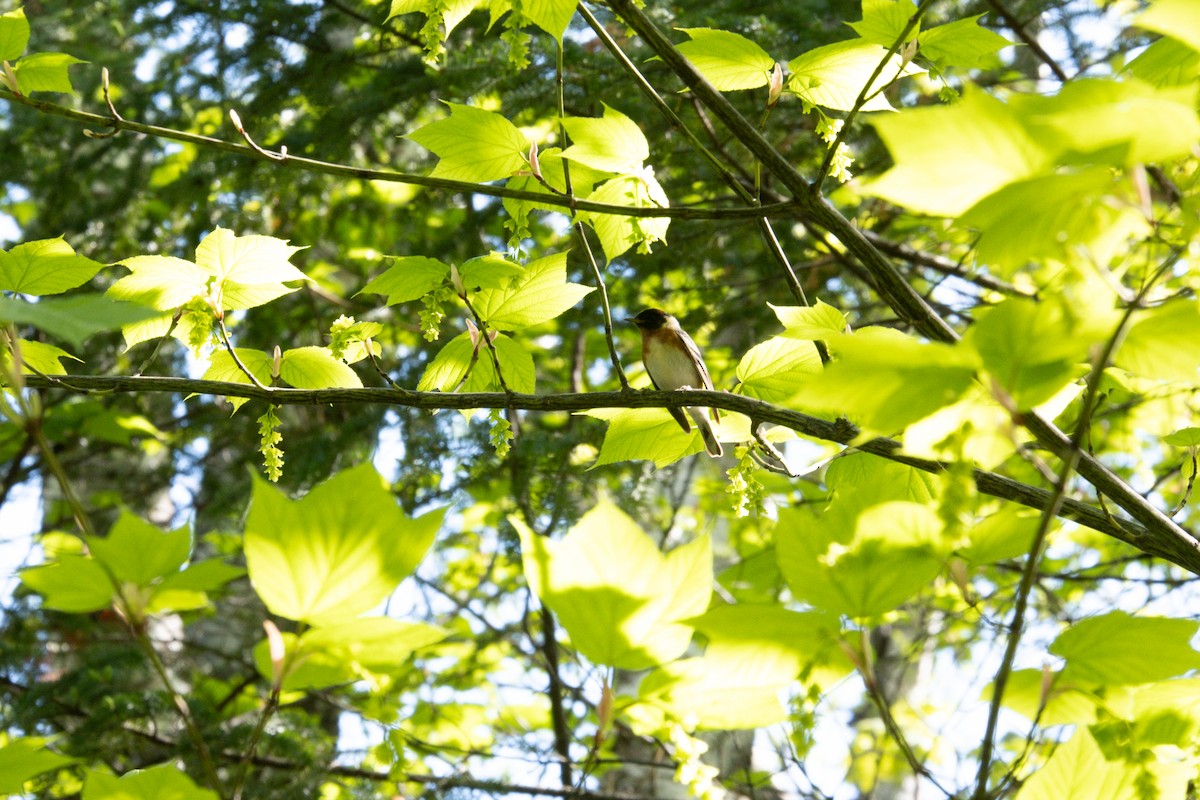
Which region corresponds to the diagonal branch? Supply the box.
[601,0,959,342]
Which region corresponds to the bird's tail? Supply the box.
[688,407,723,458]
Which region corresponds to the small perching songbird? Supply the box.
[628,308,723,457]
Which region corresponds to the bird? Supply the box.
[628,308,723,457]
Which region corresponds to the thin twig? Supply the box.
[0,88,799,222]
[972,258,1173,799]
[216,317,270,390]
[82,67,123,139]
[229,108,288,161]
[814,0,935,189]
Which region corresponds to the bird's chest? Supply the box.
[644,335,700,390]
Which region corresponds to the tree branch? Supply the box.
[601,0,958,343]
[0,89,800,222]
[21,373,1200,573]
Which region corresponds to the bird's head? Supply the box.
[628,308,677,331]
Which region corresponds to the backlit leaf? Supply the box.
[82,764,219,800]
[561,104,649,173]
[1136,0,1200,54]
[578,172,671,261]
[470,251,593,330]
[524,0,576,40]
[1052,612,1200,686]
[587,407,704,467]
[359,256,450,305]
[787,40,924,112]
[244,464,443,624]
[279,346,362,389]
[918,15,1010,69]
[0,237,103,295]
[0,739,76,795]
[0,294,161,348]
[11,52,86,94]
[0,7,29,61]
[517,500,711,670]
[676,28,774,91]
[735,336,822,403]
[20,554,113,613]
[847,0,919,48]
[866,85,1052,216]
[87,512,191,586]
[771,300,848,339]
[406,103,529,183]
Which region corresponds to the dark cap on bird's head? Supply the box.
[628,308,676,331]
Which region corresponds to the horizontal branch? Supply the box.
[0,89,801,222]
[22,373,1200,574]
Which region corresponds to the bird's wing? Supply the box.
[678,330,721,420]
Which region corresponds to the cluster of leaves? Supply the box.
[2,0,1200,799]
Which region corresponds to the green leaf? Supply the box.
[0,236,103,295]
[20,554,113,613]
[359,256,450,305]
[517,500,712,670]
[88,512,191,586]
[866,85,1052,216]
[1163,427,1200,447]
[1136,0,1200,55]
[957,507,1039,564]
[771,300,847,339]
[686,605,849,677]
[578,173,671,261]
[301,617,448,673]
[1116,300,1200,384]
[1052,612,1200,686]
[735,336,822,403]
[253,630,353,692]
[1125,37,1200,87]
[406,103,529,183]
[470,251,593,330]
[0,8,30,61]
[0,294,163,348]
[82,764,220,800]
[279,346,362,389]
[1018,726,1179,800]
[418,331,477,392]
[386,0,429,22]
[777,501,947,619]
[457,253,525,290]
[786,40,924,112]
[960,168,1149,273]
[917,15,1011,69]
[636,644,796,730]
[463,333,536,394]
[847,0,919,48]
[147,559,245,614]
[244,463,443,625]
[108,256,211,310]
[1012,78,1200,166]
[1,338,79,377]
[561,104,649,173]
[11,52,87,94]
[965,294,1119,409]
[523,0,576,40]
[676,28,774,91]
[790,328,977,437]
[0,738,76,795]
[201,349,273,410]
[587,407,704,467]
[195,227,307,291]
[994,668,1099,726]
